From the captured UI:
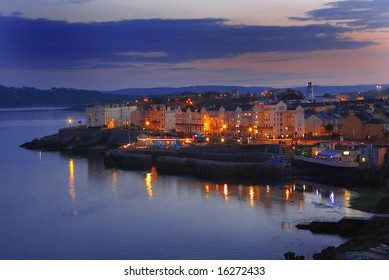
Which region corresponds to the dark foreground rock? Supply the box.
[313,226,389,259]
[297,194,389,259]
[372,196,389,214]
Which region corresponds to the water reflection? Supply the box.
[223,184,229,201]
[68,159,78,217]
[145,167,157,199]
[199,181,355,213]
[112,171,117,195]
[249,186,255,207]
[61,151,362,221]
[330,192,335,205]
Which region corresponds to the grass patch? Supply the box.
[349,187,389,213]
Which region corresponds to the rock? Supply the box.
[373,197,389,214]
[283,252,295,260]
[313,226,389,260]
[283,251,305,260]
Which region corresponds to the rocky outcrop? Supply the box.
[20,127,133,152]
[373,197,389,214]
[313,226,389,259]
[296,214,389,259]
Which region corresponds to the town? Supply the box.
[84,83,389,144]
[66,83,387,186]
[21,83,389,187]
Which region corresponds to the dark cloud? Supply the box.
[0,16,377,71]
[60,0,96,3]
[11,11,23,17]
[291,0,389,30]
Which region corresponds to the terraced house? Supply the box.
[138,101,305,139]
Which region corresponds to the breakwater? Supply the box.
[176,144,280,162]
[104,144,287,180]
[155,156,285,179]
[104,151,153,171]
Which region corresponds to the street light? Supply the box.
[68,118,73,127]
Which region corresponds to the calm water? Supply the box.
[0,108,368,260]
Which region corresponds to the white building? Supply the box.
[86,104,138,128]
[253,101,304,139]
[165,106,178,132]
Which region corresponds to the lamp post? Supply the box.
[68,118,73,127]
[248,127,253,143]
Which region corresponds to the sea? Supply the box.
[0,108,369,260]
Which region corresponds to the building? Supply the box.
[164,106,179,132]
[365,118,387,139]
[175,107,204,134]
[306,82,314,100]
[86,104,138,128]
[359,145,387,167]
[232,88,239,99]
[304,111,345,136]
[343,112,373,140]
[141,105,162,131]
[253,101,304,139]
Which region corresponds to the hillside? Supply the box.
[0,85,131,108]
[1,84,387,108]
[110,84,389,96]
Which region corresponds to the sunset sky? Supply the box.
[0,0,388,90]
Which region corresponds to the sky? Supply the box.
[0,0,388,90]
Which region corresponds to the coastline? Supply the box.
[20,128,389,259]
[307,192,389,259]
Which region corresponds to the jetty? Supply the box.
[104,143,289,180]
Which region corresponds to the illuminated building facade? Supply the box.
[86,104,138,128]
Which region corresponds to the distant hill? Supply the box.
[294,84,389,97]
[110,84,389,97]
[0,85,132,108]
[1,83,388,108]
[109,85,275,96]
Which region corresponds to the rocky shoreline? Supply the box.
[305,197,389,260]
[20,128,389,260]
[20,126,134,152]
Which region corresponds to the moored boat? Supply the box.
[291,146,388,186]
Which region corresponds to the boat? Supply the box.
[291,147,387,186]
[292,149,359,169]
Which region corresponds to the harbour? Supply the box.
[0,108,370,260]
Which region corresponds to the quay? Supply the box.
[20,126,389,186]
[104,143,290,181]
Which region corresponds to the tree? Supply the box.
[276,88,304,101]
[382,129,389,141]
[324,123,334,134]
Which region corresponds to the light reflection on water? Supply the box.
[0,109,369,260]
